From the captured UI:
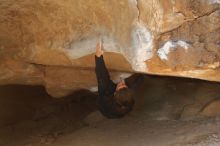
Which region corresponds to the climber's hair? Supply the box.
[114,88,134,116]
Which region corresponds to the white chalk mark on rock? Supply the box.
[127,23,154,72]
[157,40,190,60]
[208,0,220,4]
[64,33,120,59]
[62,23,154,73]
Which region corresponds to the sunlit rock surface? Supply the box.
[0,0,219,97]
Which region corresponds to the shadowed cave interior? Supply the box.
[1,74,220,146]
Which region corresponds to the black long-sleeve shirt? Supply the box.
[95,55,118,118]
[95,55,144,118]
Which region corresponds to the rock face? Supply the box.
[201,99,220,117]
[0,0,220,97]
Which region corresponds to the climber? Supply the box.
[95,41,143,118]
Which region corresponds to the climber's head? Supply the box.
[113,82,134,116]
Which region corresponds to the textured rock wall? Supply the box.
[0,0,219,97]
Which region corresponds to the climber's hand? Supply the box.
[95,41,104,57]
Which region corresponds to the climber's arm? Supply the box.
[95,42,116,96]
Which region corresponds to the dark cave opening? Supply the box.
[1,75,220,145]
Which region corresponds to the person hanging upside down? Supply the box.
[94,42,143,118]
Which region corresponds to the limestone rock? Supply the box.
[0,0,219,97]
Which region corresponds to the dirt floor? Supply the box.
[0,75,220,146]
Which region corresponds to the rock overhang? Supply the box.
[0,0,219,97]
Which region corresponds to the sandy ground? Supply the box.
[52,113,220,146]
[0,75,220,146]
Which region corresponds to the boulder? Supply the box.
[0,0,219,97]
